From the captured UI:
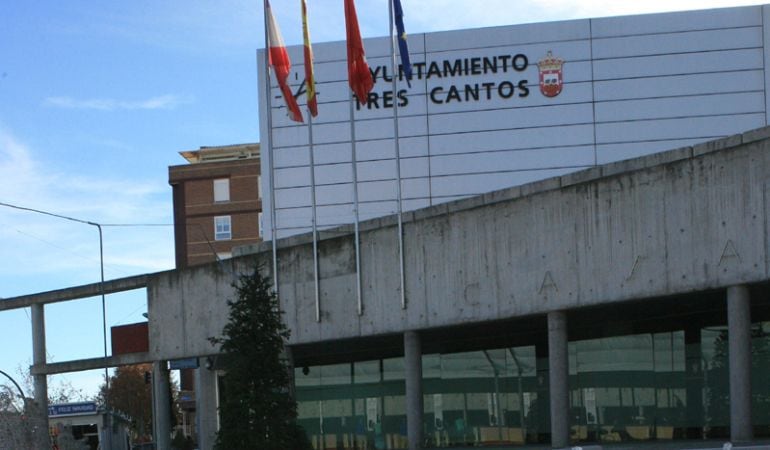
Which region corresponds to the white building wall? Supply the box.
[259,5,769,240]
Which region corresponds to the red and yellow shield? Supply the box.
[537,51,564,98]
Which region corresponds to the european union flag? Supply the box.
[393,0,412,84]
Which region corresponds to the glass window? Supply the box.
[702,326,729,439]
[321,364,351,386]
[567,330,728,445]
[295,359,407,450]
[214,216,231,241]
[213,178,230,202]
[354,361,380,384]
[383,358,405,381]
[423,346,539,448]
[753,321,770,437]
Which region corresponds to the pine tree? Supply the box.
[209,265,311,450]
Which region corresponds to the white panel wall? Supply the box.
[260,5,769,240]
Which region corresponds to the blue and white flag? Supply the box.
[392,0,412,84]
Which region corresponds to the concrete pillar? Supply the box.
[30,304,50,449]
[102,413,113,450]
[196,366,219,450]
[727,285,753,443]
[404,331,423,450]
[153,361,172,450]
[547,311,569,450]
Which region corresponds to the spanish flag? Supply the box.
[265,0,303,122]
[344,0,374,105]
[302,0,318,117]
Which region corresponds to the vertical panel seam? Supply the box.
[762,6,768,125]
[590,18,599,166]
[425,32,434,206]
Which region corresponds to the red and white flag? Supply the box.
[266,0,304,122]
[344,0,374,105]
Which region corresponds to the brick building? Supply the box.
[168,143,262,439]
[168,143,262,268]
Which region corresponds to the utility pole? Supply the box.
[0,202,110,448]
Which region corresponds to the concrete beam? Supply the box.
[31,352,153,375]
[0,273,151,311]
[148,129,770,358]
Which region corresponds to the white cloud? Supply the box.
[212,0,770,50]
[0,126,174,286]
[44,0,770,56]
[0,126,42,204]
[392,0,769,34]
[43,94,192,111]
[0,127,34,170]
[0,129,172,399]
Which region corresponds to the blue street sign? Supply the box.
[49,402,98,417]
[169,357,199,370]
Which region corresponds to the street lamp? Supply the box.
[0,202,110,390]
[0,369,40,446]
[0,369,26,406]
[1,202,112,449]
[2,201,172,450]
[92,221,109,392]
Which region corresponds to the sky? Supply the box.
[0,0,766,400]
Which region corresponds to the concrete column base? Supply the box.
[728,445,768,449]
[689,444,770,450]
[561,446,603,450]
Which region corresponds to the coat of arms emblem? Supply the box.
[537,51,564,97]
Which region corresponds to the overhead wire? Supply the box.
[0,200,173,278]
[0,200,172,228]
[0,201,170,370]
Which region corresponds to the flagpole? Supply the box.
[389,0,407,310]
[308,113,321,322]
[344,0,371,317]
[301,0,321,321]
[349,96,364,316]
[262,1,280,293]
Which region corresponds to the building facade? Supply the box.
[168,143,263,441]
[11,128,770,450]
[48,402,132,450]
[168,143,263,268]
[259,4,770,240]
[11,5,770,450]
[248,7,770,444]
[147,127,770,450]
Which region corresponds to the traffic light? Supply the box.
[144,371,151,384]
